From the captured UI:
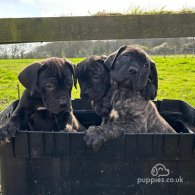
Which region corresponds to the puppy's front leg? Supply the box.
[63,113,86,132]
[0,90,36,142]
[62,112,76,132]
[0,107,29,142]
[84,121,140,152]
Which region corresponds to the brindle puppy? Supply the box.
[76,56,112,124]
[84,45,176,151]
[0,57,84,142]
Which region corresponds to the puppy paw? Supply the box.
[63,123,78,132]
[84,126,106,152]
[0,122,18,142]
[63,123,73,132]
[0,138,10,146]
[63,129,77,133]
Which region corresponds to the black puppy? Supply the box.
[76,56,112,124]
[84,45,176,151]
[0,57,83,142]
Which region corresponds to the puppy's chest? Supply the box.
[110,98,146,121]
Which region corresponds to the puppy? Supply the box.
[84,45,176,151]
[76,56,112,124]
[0,57,83,142]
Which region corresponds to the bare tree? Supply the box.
[10,44,19,59]
[152,42,173,57]
[18,44,27,58]
[0,45,8,58]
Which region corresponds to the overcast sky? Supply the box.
[0,0,195,18]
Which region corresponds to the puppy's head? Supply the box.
[18,57,76,114]
[76,56,110,101]
[105,45,158,100]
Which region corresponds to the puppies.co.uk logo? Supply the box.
[151,163,170,177]
[137,163,184,185]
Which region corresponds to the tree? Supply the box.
[0,45,8,58]
[18,44,27,59]
[10,44,19,59]
[152,42,174,57]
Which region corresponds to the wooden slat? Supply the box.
[0,14,195,44]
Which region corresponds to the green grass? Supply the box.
[0,56,195,111]
[153,55,195,106]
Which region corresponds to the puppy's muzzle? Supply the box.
[57,97,68,107]
[128,67,138,74]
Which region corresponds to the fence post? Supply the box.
[17,84,20,99]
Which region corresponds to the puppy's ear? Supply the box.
[149,61,158,98]
[73,64,78,89]
[64,59,77,89]
[104,45,127,70]
[150,61,158,90]
[96,55,108,69]
[18,62,41,96]
[141,61,158,100]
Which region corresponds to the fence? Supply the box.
[1,14,195,44]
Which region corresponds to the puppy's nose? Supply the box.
[58,97,67,106]
[128,67,138,74]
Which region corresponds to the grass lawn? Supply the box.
[0,56,195,111]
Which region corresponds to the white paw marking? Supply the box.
[65,124,73,131]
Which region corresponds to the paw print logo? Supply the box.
[151,163,170,177]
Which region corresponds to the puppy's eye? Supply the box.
[45,82,55,89]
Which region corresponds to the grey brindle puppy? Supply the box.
[76,56,112,124]
[84,45,176,151]
[0,57,84,142]
[77,54,157,125]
